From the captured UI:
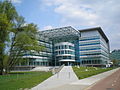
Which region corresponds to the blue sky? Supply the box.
[13,0,62,29]
[7,0,120,51]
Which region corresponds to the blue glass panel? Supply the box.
[79,37,100,41]
[80,48,101,51]
[79,42,100,46]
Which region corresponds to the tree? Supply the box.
[7,23,44,72]
[0,13,11,75]
[0,0,15,75]
[110,50,120,60]
[0,0,44,75]
[110,49,120,67]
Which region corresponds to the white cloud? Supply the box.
[43,25,53,30]
[42,0,120,51]
[10,0,22,4]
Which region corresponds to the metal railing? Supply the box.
[52,64,65,74]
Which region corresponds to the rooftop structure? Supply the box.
[39,26,80,43]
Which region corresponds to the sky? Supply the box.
[6,0,120,51]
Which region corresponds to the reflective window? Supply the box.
[55,51,57,55]
[61,50,64,54]
[68,56,71,59]
[68,51,70,54]
[65,45,67,49]
[69,46,72,49]
[63,56,67,59]
[65,50,67,54]
[59,46,60,49]
[55,45,74,50]
[59,51,60,54]
[62,46,63,49]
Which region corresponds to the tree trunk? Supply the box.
[0,66,10,75]
[0,67,4,75]
[4,66,9,75]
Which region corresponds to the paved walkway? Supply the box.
[31,66,78,90]
[32,67,119,90]
[47,68,120,90]
[88,68,120,90]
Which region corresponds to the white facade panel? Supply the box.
[81,30,99,37]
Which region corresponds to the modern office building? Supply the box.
[23,26,110,67]
[79,27,110,66]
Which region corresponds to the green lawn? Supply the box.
[72,66,113,79]
[0,71,52,90]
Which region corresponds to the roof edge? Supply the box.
[79,27,109,43]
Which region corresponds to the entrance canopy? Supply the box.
[39,26,80,42]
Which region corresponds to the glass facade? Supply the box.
[22,35,52,66]
[21,26,110,67]
[54,42,75,65]
[79,36,102,65]
[79,29,110,66]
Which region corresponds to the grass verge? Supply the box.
[0,71,52,90]
[72,66,113,79]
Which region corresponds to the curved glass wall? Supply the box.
[54,42,75,63]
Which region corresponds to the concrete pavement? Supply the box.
[88,68,120,90]
[31,66,78,90]
[47,68,120,90]
[31,67,119,90]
